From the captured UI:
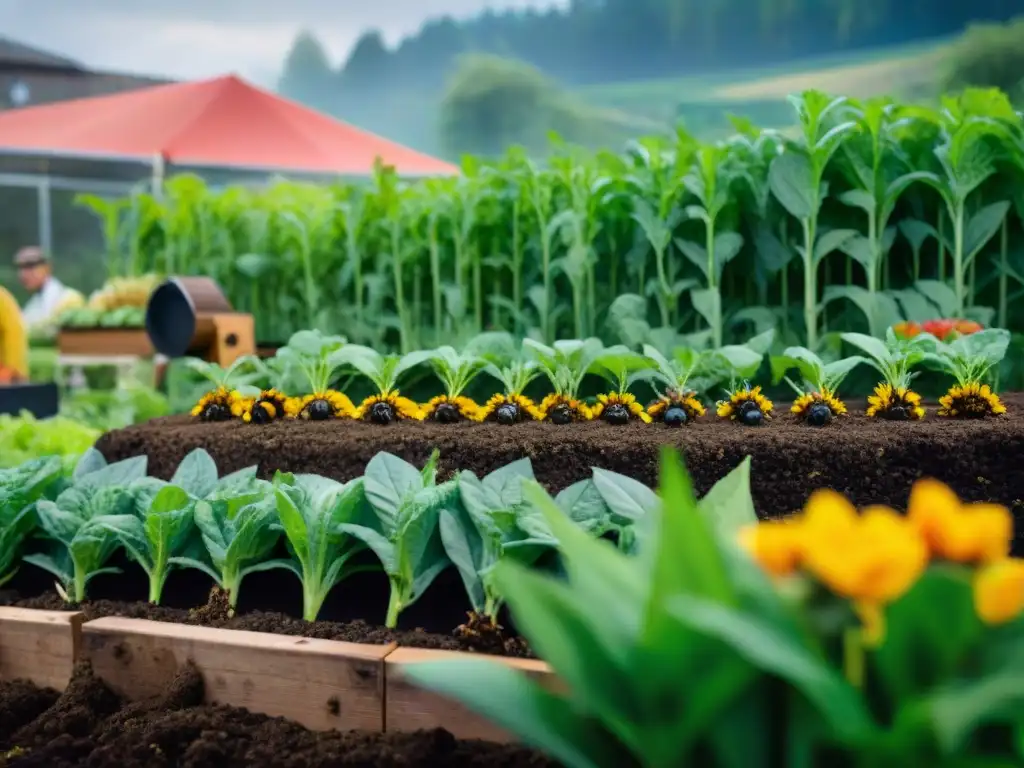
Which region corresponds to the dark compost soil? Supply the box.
[0,663,556,767]
[96,394,1024,547]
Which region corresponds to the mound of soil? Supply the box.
[0,663,555,767]
[97,395,1024,544]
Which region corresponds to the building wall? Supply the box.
[0,67,170,110]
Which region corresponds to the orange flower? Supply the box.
[974,560,1024,625]
[907,479,1011,564]
[892,321,922,340]
[739,521,803,577]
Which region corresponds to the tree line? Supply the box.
[281,0,1024,98]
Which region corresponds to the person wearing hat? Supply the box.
[14,246,74,329]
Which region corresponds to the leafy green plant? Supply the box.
[0,412,99,471]
[402,448,868,766]
[275,329,349,394]
[523,337,604,399]
[338,451,452,627]
[273,472,374,621]
[93,485,195,604]
[637,330,773,398]
[0,456,63,586]
[841,329,926,392]
[591,345,653,395]
[426,346,488,399]
[554,467,659,553]
[335,344,433,395]
[771,346,867,396]
[918,327,1011,386]
[442,459,556,620]
[185,355,261,395]
[24,453,149,602]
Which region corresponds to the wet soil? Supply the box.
[0,663,556,767]
[96,394,1024,549]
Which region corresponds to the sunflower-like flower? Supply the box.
[539,393,593,424]
[937,382,1006,419]
[477,393,545,425]
[717,386,773,427]
[191,387,241,422]
[647,391,705,427]
[592,392,651,425]
[866,383,924,421]
[239,389,288,424]
[356,390,423,424]
[286,390,355,421]
[422,394,479,423]
[791,389,846,427]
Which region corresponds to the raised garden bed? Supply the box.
[0,606,556,766]
[96,393,1024,533]
[57,329,154,357]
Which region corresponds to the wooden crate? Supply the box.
[57,329,154,357]
[81,617,393,732]
[0,607,83,690]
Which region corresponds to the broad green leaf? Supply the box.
[591,468,658,524]
[364,452,423,533]
[698,458,757,539]
[402,659,630,768]
[813,229,858,265]
[170,449,218,499]
[963,201,1010,263]
[769,151,815,219]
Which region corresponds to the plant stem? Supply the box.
[952,202,965,316]
[843,627,865,689]
[385,586,402,629]
[149,569,166,604]
[802,217,818,349]
[999,218,1009,328]
[511,201,522,335]
[428,219,442,344]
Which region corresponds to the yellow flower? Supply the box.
[241,389,288,424]
[974,559,1024,625]
[422,394,479,422]
[287,390,355,420]
[717,386,773,423]
[739,521,803,577]
[937,382,1006,418]
[647,392,706,422]
[791,389,847,421]
[866,383,925,420]
[800,492,928,604]
[538,393,593,422]
[907,478,1011,563]
[477,393,545,423]
[190,387,239,421]
[356,390,423,422]
[592,392,652,424]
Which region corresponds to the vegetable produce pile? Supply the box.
[75,88,1024,355]
[0,412,99,470]
[184,325,1011,429]
[1,445,679,632]
[57,275,160,329]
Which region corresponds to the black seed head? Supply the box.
[806,402,832,427]
[738,400,763,427]
[884,404,908,421]
[603,403,629,425]
[548,403,572,425]
[370,401,395,424]
[434,402,460,423]
[201,403,231,422]
[307,399,332,421]
[496,403,519,425]
[251,401,275,424]
[663,406,687,427]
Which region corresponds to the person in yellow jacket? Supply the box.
[0,283,28,379]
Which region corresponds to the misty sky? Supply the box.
[2,0,564,84]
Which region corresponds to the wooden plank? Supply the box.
[58,329,153,356]
[82,617,392,732]
[0,607,83,690]
[384,647,558,741]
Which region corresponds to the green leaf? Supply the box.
[769,151,815,219]
[840,332,890,365]
[930,664,1024,755]
[873,567,983,702]
[591,468,658,525]
[401,659,629,768]
[438,505,487,613]
[170,449,218,499]
[698,458,757,539]
[666,595,873,743]
[813,229,858,265]
[364,452,424,533]
[914,280,958,318]
[963,201,1010,263]
[691,288,721,333]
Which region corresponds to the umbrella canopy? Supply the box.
[0,74,457,177]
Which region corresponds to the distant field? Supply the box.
[577,36,956,133]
